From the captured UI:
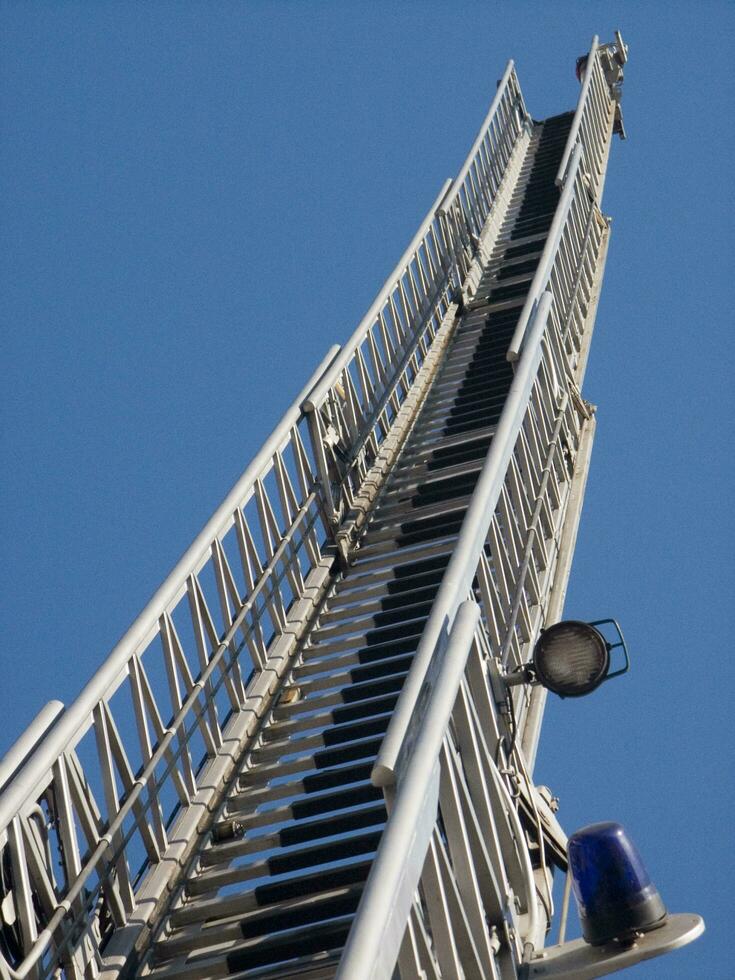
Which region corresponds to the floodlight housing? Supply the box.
[531,618,629,698]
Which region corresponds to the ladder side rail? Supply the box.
[0,703,65,796]
[506,143,585,363]
[0,70,531,980]
[372,291,555,790]
[0,346,344,980]
[555,36,600,190]
[341,614,552,978]
[351,303,586,975]
[373,146,605,785]
[303,67,528,524]
[555,34,619,201]
[302,180,456,530]
[438,63,527,275]
[336,601,481,980]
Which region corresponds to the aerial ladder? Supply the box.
[0,33,704,980]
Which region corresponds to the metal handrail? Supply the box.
[336,601,481,980]
[556,36,600,188]
[506,143,583,362]
[301,65,527,527]
[555,33,621,205]
[0,63,529,980]
[372,291,554,788]
[438,60,521,221]
[0,344,340,822]
[0,703,64,795]
[302,179,453,415]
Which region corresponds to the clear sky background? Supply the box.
[1,2,733,977]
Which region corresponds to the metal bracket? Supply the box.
[521,913,704,979]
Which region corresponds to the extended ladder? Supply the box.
[0,35,627,980]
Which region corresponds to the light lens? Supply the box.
[568,822,667,945]
[532,620,609,697]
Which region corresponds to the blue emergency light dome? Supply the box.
[568,822,667,945]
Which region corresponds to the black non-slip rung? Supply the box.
[252,858,373,908]
[236,888,362,942]
[285,781,383,823]
[449,385,511,410]
[396,516,464,547]
[409,474,480,507]
[339,671,407,703]
[484,283,531,303]
[501,239,547,260]
[455,351,514,373]
[374,584,440,611]
[330,692,399,725]
[393,553,451,578]
[368,599,434,628]
[339,653,414,689]
[351,634,421,662]
[384,566,446,593]
[269,828,383,878]
[443,413,503,436]
[226,917,351,972]
[313,736,385,770]
[357,617,428,645]
[320,714,392,748]
[301,632,418,667]
[453,338,514,359]
[450,357,513,380]
[425,442,490,472]
[454,369,513,393]
[496,258,539,280]
[333,565,443,602]
[301,762,374,794]
[510,217,552,234]
[517,188,560,205]
[444,399,507,425]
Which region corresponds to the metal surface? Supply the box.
[0,35,649,980]
[523,914,705,979]
[0,703,64,795]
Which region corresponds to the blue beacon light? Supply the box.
[568,822,667,946]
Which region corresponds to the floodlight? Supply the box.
[530,618,629,698]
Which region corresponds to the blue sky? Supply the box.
[1,2,732,976]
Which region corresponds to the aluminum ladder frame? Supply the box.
[0,36,626,980]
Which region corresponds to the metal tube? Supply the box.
[555,36,599,187]
[499,392,570,666]
[372,291,553,788]
[0,702,64,794]
[337,601,480,980]
[302,180,452,413]
[521,415,596,770]
[0,344,341,824]
[558,870,573,945]
[438,61,516,217]
[490,756,539,951]
[506,144,582,362]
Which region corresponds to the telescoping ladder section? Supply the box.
[0,36,626,980]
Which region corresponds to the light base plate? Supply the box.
[523,913,704,979]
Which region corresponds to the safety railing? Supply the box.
[438,61,527,262]
[373,284,584,787]
[339,601,542,979]
[507,142,605,363]
[0,62,529,980]
[302,61,527,531]
[358,55,618,963]
[555,34,625,202]
[347,291,584,977]
[0,346,343,980]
